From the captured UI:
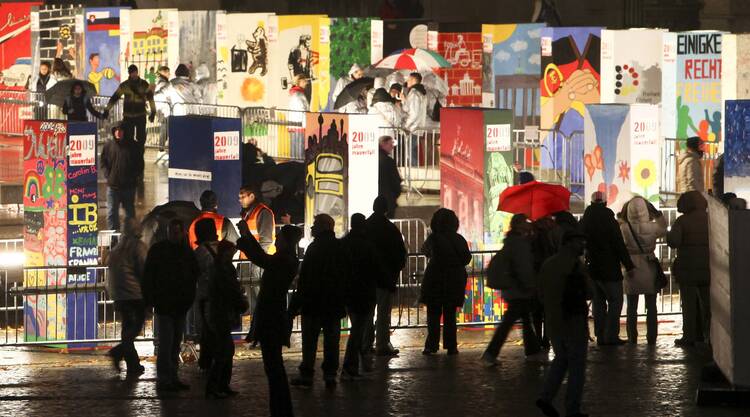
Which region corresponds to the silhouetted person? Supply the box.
[531,216,558,350]
[378,136,403,219]
[365,196,407,356]
[481,214,542,366]
[204,240,247,399]
[668,191,710,348]
[341,213,380,378]
[101,125,143,231]
[536,231,590,417]
[193,219,221,372]
[143,219,199,392]
[62,80,104,121]
[106,218,148,375]
[420,208,471,355]
[580,191,634,346]
[291,214,350,388]
[620,196,667,345]
[237,223,303,416]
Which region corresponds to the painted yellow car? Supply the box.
[306,153,345,235]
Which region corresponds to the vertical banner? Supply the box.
[347,114,379,219]
[31,4,84,79]
[629,104,661,205]
[433,25,483,107]
[371,19,384,64]
[304,112,349,236]
[328,17,374,111]
[23,121,68,342]
[178,11,217,103]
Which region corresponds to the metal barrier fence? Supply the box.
[0,245,683,346]
[512,128,585,198]
[661,137,721,199]
[379,126,441,199]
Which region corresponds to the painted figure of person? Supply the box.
[287,35,312,80]
[87,53,117,94]
[247,26,268,76]
[676,96,697,140]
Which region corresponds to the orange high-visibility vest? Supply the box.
[243,203,275,255]
[188,211,225,250]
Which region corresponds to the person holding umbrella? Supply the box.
[333,76,374,114]
[62,80,105,122]
[331,64,365,107]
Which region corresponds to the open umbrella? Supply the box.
[333,76,374,110]
[44,79,98,106]
[497,181,571,221]
[373,48,451,71]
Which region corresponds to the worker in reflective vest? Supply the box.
[239,185,275,254]
[188,190,240,250]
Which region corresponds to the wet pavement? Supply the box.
[0,322,745,417]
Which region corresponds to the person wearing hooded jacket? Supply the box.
[481,214,542,366]
[402,72,428,134]
[106,217,148,375]
[667,191,710,347]
[331,63,364,107]
[677,136,705,193]
[369,77,405,129]
[156,64,202,116]
[420,208,472,355]
[620,196,667,345]
[62,80,105,121]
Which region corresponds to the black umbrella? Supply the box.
[333,77,374,110]
[140,201,201,248]
[44,79,98,106]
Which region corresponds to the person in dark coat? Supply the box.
[193,219,220,373]
[204,240,247,399]
[378,136,403,219]
[531,216,558,350]
[237,223,302,416]
[101,125,144,231]
[420,208,471,355]
[667,191,711,347]
[481,214,543,366]
[142,219,199,392]
[365,196,407,356]
[62,80,104,121]
[341,213,380,378]
[580,191,634,346]
[712,154,724,196]
[291,214,350,388]
[106,217,148,375]
[536,231,590,417]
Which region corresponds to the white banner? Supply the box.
[68,134,96,166]
[213,130,240,160]
[168,168,212,181]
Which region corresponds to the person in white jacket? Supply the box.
[402,72,428,134]
[288,74,310,112]
[331,63,364,107]
[369,77,405,130]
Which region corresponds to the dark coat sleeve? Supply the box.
[86,96,103,119]
[222,217,240,244]
[611,217,634,271]
[141,245,158,306]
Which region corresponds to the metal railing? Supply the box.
[661,137,721,199]
[242,107,306,161]
[379,126,441,199]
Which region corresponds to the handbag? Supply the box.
[625,219,668,290]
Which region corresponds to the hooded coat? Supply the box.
[331,64,362,105]
[403,83,428,133]
[677,149,705,193]
[420,229,472,308]
[366,213,407,291]
[620,198,667,295]
[369,88,405,128]
[667,191,710,286]
[580,203,634,281]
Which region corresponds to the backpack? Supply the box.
[486,247,514,290]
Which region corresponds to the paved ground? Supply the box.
[0,321,744,417]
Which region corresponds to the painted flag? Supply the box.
[86,12,119,31]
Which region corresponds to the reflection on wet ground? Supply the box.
[0,324,744,417]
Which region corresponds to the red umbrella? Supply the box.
[497,181,571,220]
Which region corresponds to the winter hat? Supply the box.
[519,171,535,184]
[591,191,606,203]
[686,136,702,152]
[127,64,138,74]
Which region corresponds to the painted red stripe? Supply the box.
[88,23,119,31]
